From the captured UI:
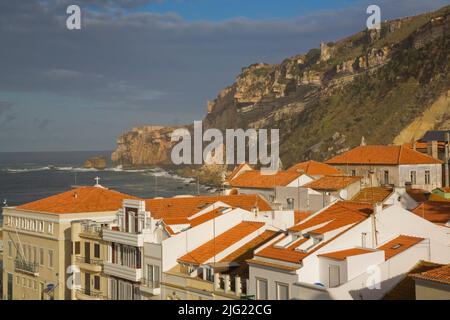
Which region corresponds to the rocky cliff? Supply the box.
[112,5,450,168]
[111,125,181,167]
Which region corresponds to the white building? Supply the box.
[247,201,450,300]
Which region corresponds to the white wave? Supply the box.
[3,166,52,173]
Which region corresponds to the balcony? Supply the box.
[103,261,142,282]
[75,256,103,273]
[15,259,39,276]
[80,224,102,239]
[102,228,145,247]
[75,288,107,300]
[139,279,161,296]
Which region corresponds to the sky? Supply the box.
[0,0,448,152]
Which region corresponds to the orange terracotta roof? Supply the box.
[406,188,431,203]
[257,212,370,265]
[383,260,444,300]
[411,264,450,285]
[325,145,442,165]
[16,186,138,214]
[428,193,450,202]
[318,248,375,260]
[288,160,341,176]
[219,230,278,264]
[294,211,314,224]
[255,236,308,264]
[352,187,393,204]
[411,201,450,225]
[145,194,271,222]
[178,221,265,265]
[378,235,425,260]
[228,170,303,189]
[189,207,229,228]
[304,175,361,191]
[227,163,252,181]
[436,187,450,193]
[289,201,372,233]
[247,259,299,272]
[404,142,446,151]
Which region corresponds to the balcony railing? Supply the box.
[15,259,39,275]
[76,288,106,300]
[75,256,103,265]
[80,224,103,238]
[141,278,160,289]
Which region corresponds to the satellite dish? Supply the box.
[339,189,348,200]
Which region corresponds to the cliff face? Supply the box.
[111,125,180,167]
[112,6,450,168]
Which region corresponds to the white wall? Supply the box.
[248,265,300,300]
[161,209,244,271]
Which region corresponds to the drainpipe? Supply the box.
[445,133,450,187]
[371,203,382,247]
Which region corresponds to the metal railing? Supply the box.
[140,278,160,289]
[76,288,106,300]
[75,256,103,265]
[80,224,103,238]
[14,259,39,275]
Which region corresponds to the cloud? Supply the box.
[0,101,14,115]
[35,118,52,130]
[0,0,447,150]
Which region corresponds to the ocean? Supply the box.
[0,151,210,221]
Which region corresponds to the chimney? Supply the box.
[431,140,438,159]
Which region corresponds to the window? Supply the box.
[276,282,289,300]
[74,241,81,255]
[16,276,20,285]
[48,250,54,268]
[204,267,214,283]
[39,248,44,266]
[383,171,389,185]
[410,171,417,185]
[94,276,100,291]
[22,277,26,287]
[33,247,38,264]
[47,223,54,234]
[256,278,268,300]
[39,221,44,232]
[15,217,19,228]
[21,218,25,229]
[26,219,30,230]
[351,170,356,177]
[425,170,431,185]
[147,264,160,287]
[94,243,100,259]
[8,240,13,258]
